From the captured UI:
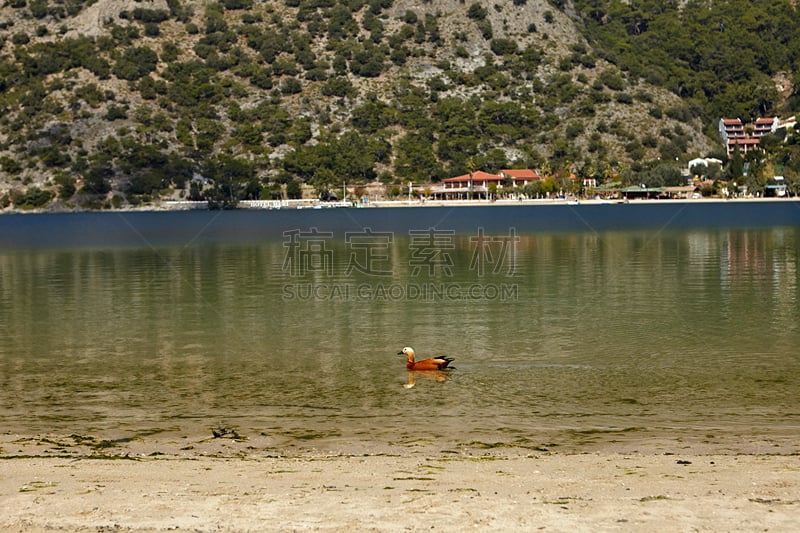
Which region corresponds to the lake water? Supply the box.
[1,210,799,455]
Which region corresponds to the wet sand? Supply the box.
[1,433,798,532]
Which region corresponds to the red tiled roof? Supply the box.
[443,171,503,183]
[443,169,546,184]
[500,169,542,180]
[722,118,742,125]
[754,118,775,124]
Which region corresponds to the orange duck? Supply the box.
[398,347,454,371]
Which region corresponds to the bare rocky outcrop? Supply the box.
[66,0,170,38]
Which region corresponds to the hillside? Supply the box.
[0,0,798,210]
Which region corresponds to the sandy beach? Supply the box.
[1,433,798,532]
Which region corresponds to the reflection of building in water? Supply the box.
[720,230,797,308]
[768,230,798,311]
[722,230,769,284]
[686,232,718,275]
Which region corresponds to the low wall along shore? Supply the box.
[2,198,799,249]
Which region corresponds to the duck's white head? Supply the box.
[397,346,415,360]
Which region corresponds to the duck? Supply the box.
[397,346,455,371]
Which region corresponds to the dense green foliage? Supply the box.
[572,0,800,128]
[0,0,798,210]
[570,0,800,195]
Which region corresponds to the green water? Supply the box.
[1,228,799,454]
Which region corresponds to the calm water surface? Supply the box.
[1,224,799,454]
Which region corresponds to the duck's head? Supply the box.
[397,346,415,361]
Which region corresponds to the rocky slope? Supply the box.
[0,0,735,209]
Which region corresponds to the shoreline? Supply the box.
[2,448,798,532]
[2,432,799,531]
[2,195,799,215]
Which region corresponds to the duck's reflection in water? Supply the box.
[404,370,450,388]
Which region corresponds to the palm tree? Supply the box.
[466,156,476,200]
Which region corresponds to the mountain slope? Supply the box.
[0,0,795,210]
